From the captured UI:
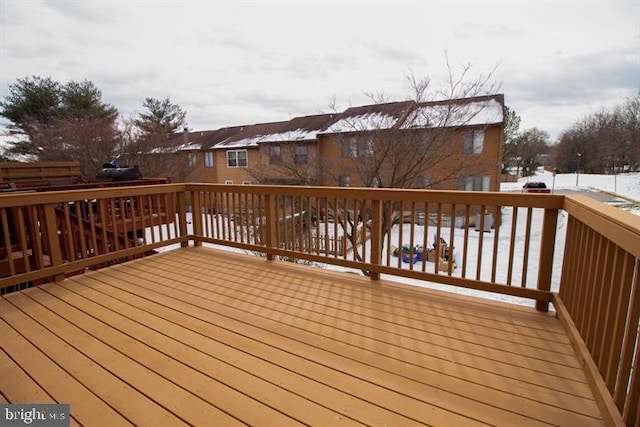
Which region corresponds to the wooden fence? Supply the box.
[0,183,637,425]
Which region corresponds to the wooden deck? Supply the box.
[0,247,605,426]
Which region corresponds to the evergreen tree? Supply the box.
[0,76,119,174]
[124,97,187,178]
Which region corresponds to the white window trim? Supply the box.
[461,175,490,191]
[227,149,248,168]
[269,145,281,164]
[463,129,485,155]
[188,152,196,167]
[204,151,214,168]
[294,144,308,164]
[342,139,358,158]
[225,180,233,185]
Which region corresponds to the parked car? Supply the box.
[522,182,551,193]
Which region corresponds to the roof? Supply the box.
[400,94,505,129]
[174,127,245,151]
[213,120,292,149]
[321,101,414,134]
[213,114,338,149]
[168,94,504,150]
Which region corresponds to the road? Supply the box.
[548,189,640,214]
[506,187,639,213]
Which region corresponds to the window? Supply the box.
[462,129,485,154]
[227,149,248,168]
[224,180,233,185]
[269,146,281,164]
[294,144,308,164]
[188,152,196,167]
[204,152,214,168]
[342,137,373,158]
[459,176,490,191]
[359,138,374,157]
[338,175,351,187]
[416,175,431,188]
[242,180,252,185]
[341,138,358,158]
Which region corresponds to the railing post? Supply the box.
[265,193,278,260]
[191,190,203,247]
[43,204,64,282]
[536,207,558,312]
[369,199,383,281]
[177,191,189,247]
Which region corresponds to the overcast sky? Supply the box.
[1,0,638,142]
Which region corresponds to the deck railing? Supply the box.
[188,184,563,311]
[0,184,186,291]
[556,196,639,427]
[0,183,637,426]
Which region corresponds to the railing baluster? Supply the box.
[43,204,63,280]
[265,192,277,260]
[604,252,634,393]
[490,205,500,282]
[1,209,15,276]
[615,260,639,412]
[520,207,533,287]
[535,208,558,311]
[506,206,518,285]
[475,205,485,281]
[408,201,416,271]
[448,203,456,275]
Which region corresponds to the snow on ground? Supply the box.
[153,172,639,308]
[326,171,638,306]
[502,170,640,204]
[381,171,638,306]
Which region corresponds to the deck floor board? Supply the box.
[1,247,606,426]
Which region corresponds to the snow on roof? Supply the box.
[402,98,504,129]
[219,128,318,148]
[177,143,202,151]
[320,101,413,134]
[322,112,399,133]
[215,114,338,149]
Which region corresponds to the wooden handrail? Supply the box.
[0,183,637,424]
[559,195,639,427]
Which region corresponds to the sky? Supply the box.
[0,0,638,142]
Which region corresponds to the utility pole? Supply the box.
[576,152,582,187]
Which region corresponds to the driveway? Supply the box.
[549,189,640,213]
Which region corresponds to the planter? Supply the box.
[474,214,493,232]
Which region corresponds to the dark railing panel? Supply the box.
[0,184,187,291]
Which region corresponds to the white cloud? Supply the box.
[0,0,638,143]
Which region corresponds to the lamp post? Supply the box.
[576,152,582,187]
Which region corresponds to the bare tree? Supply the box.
[242,61,502,271]
[316,65,502,268]
[511,128,549,176]
[554,92,639,174]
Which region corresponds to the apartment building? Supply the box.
[156,94,505,192]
